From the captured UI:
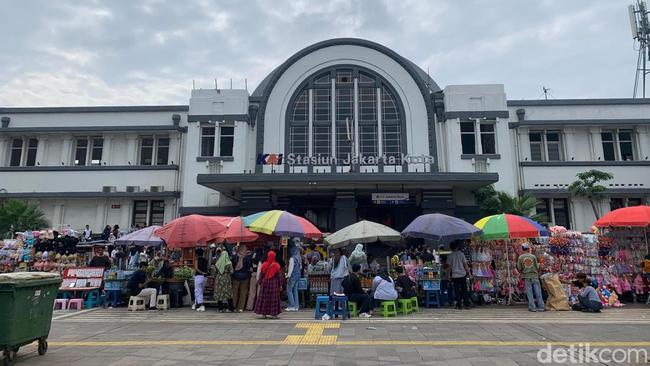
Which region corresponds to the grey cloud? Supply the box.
[0,0,639,106]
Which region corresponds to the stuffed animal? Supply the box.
[634,274,645,295]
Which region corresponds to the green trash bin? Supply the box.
[0,272,62,366]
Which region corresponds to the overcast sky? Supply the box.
[0,0,638,106]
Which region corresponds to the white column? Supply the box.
[563,127,576,161]
[517,127,530,161]
[102,134,113,165]
[60,136,73,165]
[635,126,650,160]
[474,119,483,154]
[588,127,602,160]
[330,79,336,164]
[121,200,133,228]
[94,200,106,232]
[168,133,181,165]
[353,78,359,157]
[376,87,383,159]
[308,89,313,157]
[125,134,138,165]
[34,137,47,166]
[0,137,9,166]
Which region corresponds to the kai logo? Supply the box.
[256,153,284,165]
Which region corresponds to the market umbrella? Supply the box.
[593,205,650,227]
[242,210,322,239]
[474,213,548,240]
[325,220,403,249]
[154,215,227,248]
[401,213,482,243]
[211,216,259,243]
[114,226,163,246]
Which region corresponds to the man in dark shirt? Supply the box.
[342,264,373,318]
[88,248,112,270]
[156,259,174,294]
[127,262,158,310]
[394,266,416,299]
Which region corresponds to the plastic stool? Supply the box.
[424,290,440,308]
[380,301,397,317]
[330,296,349,319]
[53,298,68,310]
[397,298,413,315]
[348,301,359,317]
[68,299,84,310]
[410,296,419,312]
[84,289,101,309]
[128,296,146,311]
[156,295,170,310]
[314,295,330,319]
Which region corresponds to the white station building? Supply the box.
[1,38,649,233]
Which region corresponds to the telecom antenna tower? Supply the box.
[630,0,650,98]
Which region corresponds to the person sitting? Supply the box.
[342,264,373,318]
[156,259,174,294]
[371,269,398,305]
[394,266,416,299]
[571,273,603,313]
[127,262,158,311]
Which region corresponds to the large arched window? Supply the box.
[287,66,404,168]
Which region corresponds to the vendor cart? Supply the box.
[0,272,62,366]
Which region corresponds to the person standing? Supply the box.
[246,247,264,311]
[231,245,253,312]
[342,264,373,318]
[83,225,93,241]
[88,248,112,270]
[329,248,350,295]
[255,250,282,319]
[211,248,235,312]
[193,248,208,312]
[517,243,545,312]
[285,245,302,311]
[348,244,368,272]
[447,241,472,310]
[101,225,111,241]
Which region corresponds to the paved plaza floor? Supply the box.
[11,305,650,365]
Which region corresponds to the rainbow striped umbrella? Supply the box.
[243,210,322,239]
[474,214,548,240]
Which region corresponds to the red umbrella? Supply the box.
[594,205,650,227]
[154,215,227,248]
[211,216,259,243]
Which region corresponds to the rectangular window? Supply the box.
[480,123,496,154]
[313,126,331,157]
[156,137,169,165]
[132,200,148,228]
[535,199,550,226]
[618,130,634,161]
[529,132,544,161]
[627,197,643,206]
[289,126,308,156]
[383,124,402,164]
[601,131,616,161]
[74,139,88,166]
[553,198,570,229]
[381,88,399,121]
[336,70,352,84]
[336,88,353,122]
[610,198,624,211]
[291,90,308,122]
[25,138,38,166]
[313,88,330,122]
[460,122,476,154]
[140,137,154,165]
[149,200,165,226]
[9,138,23,167]
[336,125,352,161]
[359,87,376,121]
[359,125,378,160]
[546,131,562,161]
[90,137,103,165]
[200,127,215,157]
[219,126,234,157]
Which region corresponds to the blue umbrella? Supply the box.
[401,213,482,243]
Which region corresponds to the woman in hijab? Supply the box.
[372,269,398,303]
[211,247,235,312]
[255,250,282,319]
[348,244,367,272]
[285,245,303,311]
[231,244,253,312]
[246,247,264,311]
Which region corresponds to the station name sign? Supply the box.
[256,153,435,166]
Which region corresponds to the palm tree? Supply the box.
[475,185,543,220]
[567,169,614,220]
[0,199,50,238]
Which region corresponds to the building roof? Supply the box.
[251,38,441,98]
[507,98,650,106]
[0,105,189,114]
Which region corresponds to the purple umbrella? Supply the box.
[401,213,481,243]
[114,225,164,246]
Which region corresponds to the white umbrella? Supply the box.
[325,220,403,249]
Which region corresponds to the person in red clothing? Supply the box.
[255,250,282,319]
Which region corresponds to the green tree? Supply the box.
[0,199,50,238]
[475,185,543,221]
[567,169,614,220]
